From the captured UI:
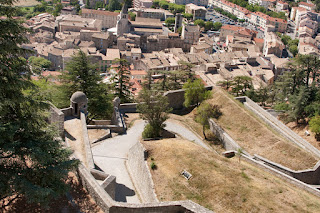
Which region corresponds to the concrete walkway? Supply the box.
[91,119,208,203]
[91,120,145,204]
[165,120,211,151]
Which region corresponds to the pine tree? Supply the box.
[60,50,113,119]
[0,0,78,207]
[112,58,132,103]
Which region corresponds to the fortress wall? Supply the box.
[235,96,320,158]
[49,103,65,138]
[208,119,242,151]
[127,142,158,203]
[80,112,95,169]
[242,155,320,198]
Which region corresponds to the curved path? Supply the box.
[91,119,209,204]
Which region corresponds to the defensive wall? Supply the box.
[208,97,320,197]
[235,96,320,158]
[127,142,158,203]
[119,86,213,113]
[52,98,213,212]
[48,103,65,138]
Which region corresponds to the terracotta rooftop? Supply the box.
[299,2,315,7]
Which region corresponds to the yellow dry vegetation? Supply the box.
[143,139,320,213]
[205,88,318,170]
[14,0,40,7]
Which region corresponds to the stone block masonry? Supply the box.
[48,103,65,138]
[127,142,158,203]
[80,111,95,169]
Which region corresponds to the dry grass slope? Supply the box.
[207,89,318,170]
[143,139,320,213]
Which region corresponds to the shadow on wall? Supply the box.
[115,183,136,202]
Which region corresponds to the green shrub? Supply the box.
[151,162,157,170]
[274,103,290,111]
[142,123,161,139]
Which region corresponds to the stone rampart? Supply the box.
[242,155,320,197]
[119,86,214,113]
[235,96,320,158]
[48,103,65,138]
[127,142,158,203]
[253,155,320,185]
[80,112,95,169]
[208,119,242,151]
[78,161,214,213]
[61,107,72,117]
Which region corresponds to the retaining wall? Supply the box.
[119,86,214,113]
[208,119,241,151]
[48,103,65,138]
[61,107,72,117]
[77,159,214,213]
[235,96,320,158]
[242,155,320,197]
[254,155,320,185]
[80,112,95,169]
[127,142,158,203]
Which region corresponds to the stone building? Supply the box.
[220,25,257,42]
[263,32,285,58]
[61,6,76,15]
[56,15,102,32]
[116,4,131,37]
[129,8,174,21]
[181,24,200,45]
[133,0,153,8]
[170,0,208,7]
[81,9,119,30]
[185,3,207,20]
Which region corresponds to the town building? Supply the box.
[56,15,102,32]
[185,3,207,20]
[129,8,174,21]
[263,32,285,58]
[298,2,316,11]
[133,0,153,8]
[61,6,76,15]
[220,25,257,42]
[81,9,119,30]
[276,1,289,12]
[170,0,208,7]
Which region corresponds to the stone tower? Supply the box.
[174,13,183,33]
[116,3,131,37]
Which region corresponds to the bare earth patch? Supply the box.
[88,129,109,142]
[206,89,318,170]
[286,122,320,150]
[3,172,103,213]
[14,0,40,7]
[143,139,320,213]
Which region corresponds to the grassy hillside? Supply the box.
[143,139,320,213]
[204,89,318,170]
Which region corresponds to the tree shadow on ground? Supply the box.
[115,183,135,202]
[171,106,196,116]
[65,129,76,141]
[3,174,102,213]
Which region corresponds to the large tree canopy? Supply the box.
[0,0,78,207]
[60,50,113,119]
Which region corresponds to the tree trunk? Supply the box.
[203,125,207,140]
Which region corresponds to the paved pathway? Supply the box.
[91,120,145,204]
[165,120,211,151]
[91,119,209,203]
